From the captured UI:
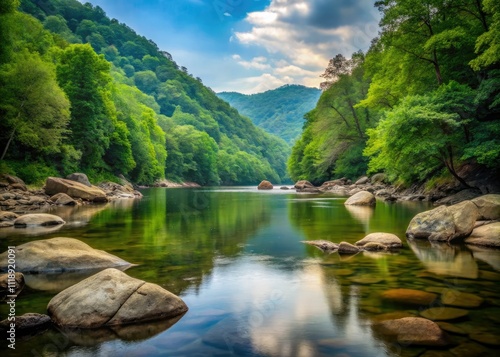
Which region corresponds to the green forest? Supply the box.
[289,0,500,187]
[0,0,289,186]
[217,85,321,144]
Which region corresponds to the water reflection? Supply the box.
[407,239,478,278]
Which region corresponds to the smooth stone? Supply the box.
[333,268,354,276]
[441,289,484,308]
[0,211,18,221]
[13,213,65,227]
[349,276,384,284]
[48,268,188,328]
[344,191,376,206]
[338,241,360,254]
[419,307,469,321]
[355,176,369,185]
[294,180,314,189]
[0,237,132,273]
[45,176,107,202]
[356,232,403,249]
[381,288,437,306]
[465,222,500,247]
[66,172,92,187]
[302,240,338,252]
[372,317,450,347]
[50,192,77,205]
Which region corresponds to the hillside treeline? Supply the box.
[289,0,500,187]
[0,0,289,185]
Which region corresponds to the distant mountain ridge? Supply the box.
[217,85,321,144]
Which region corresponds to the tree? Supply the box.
[365,82,475,186]
[470,0,500,70]
[56,44,114,169]
[0,51,70,160]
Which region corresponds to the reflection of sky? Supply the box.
[71,257,386,356]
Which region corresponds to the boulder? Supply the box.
[257,180,273,190]
[50,192,77,205]
[471,194,500,220]
[66,173,92,187]
[48,268,188,328]
[441,289,483,308]
[45,177,107,202]
[465,222,500,248]
[372,317,450,347]
[362,242,388,251]
[406,200,478,242]
[0,272,24,300]
[419,307,468,321]
[355,232,403,249]
[381,289,437,306]
[294,180,314,190]
[0,237,132,273]
[0,313,52,335]
[280,186,290,190]
[14,213,65,227]
[355,176,370,185]
[344,191,376,206]
[337,241,360,254]
[0,211,18,222]
[371,173,387,184]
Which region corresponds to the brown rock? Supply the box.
[257,180,273,190]
[0,211,18,222]
[337,241,360,254]
[344,191,376,206]
[471,194,500,220]
[355,176,369,185]
[419,307,469,321]
[0,313,51,335]
[0,272,24,300]
[355,232,403,249]
[294,180,314,189]
[50,193,77,206]
[381,288,437,306]
[14,213,65,227]
[372,317,450,347]
[45,177,107,202]
[302,240,338,252]
[48,268,188,328]
[440,289,484,308]
[465,222,500,248]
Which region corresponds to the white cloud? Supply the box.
[232,55,271,70]
[230,0,380,93]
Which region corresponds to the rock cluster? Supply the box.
[407,194,500,244]
[0,173,142,218]
[302,232,403,255]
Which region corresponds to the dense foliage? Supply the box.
[289,0,500,186]
[217,85,321,144]
[0,0,289,185]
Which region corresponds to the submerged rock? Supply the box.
[344,191,376,206]
[419,307,469,321]
[14,213,65,227]
[0,237,132,273]
[48,268,188,328]
[337,241,360,254]
[257,180,273,190]
[0,313,52,336]
[302,240,338,252]
[440,289,484,308]
[372,317,450,347]
[381,289,437,306]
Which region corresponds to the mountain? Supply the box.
[0,0,289,185]
[218,85,321,144]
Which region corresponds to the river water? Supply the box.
[0,187,499,356]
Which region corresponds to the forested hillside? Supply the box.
[289,0,500,187]
[0,0,289,186]
[217,85,321,144]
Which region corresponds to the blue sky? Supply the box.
[81,0,380,93]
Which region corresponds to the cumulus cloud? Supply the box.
[232,0,380,92]
[232,55,271,70]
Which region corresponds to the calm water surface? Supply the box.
[1,187,499,356]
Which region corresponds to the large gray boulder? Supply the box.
[45,177,107,202]
[406,200,478,242]
[471,194,500,220]
[0,237,132,273]
[372,317,450,347]
[344,191,376,206]
[465,222,500,248]
[355,233,403,250]
[13,213,65,227]
[48,268,188,328]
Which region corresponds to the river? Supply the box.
[1,187,499,356]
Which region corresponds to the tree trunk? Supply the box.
[0,127,16,161]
